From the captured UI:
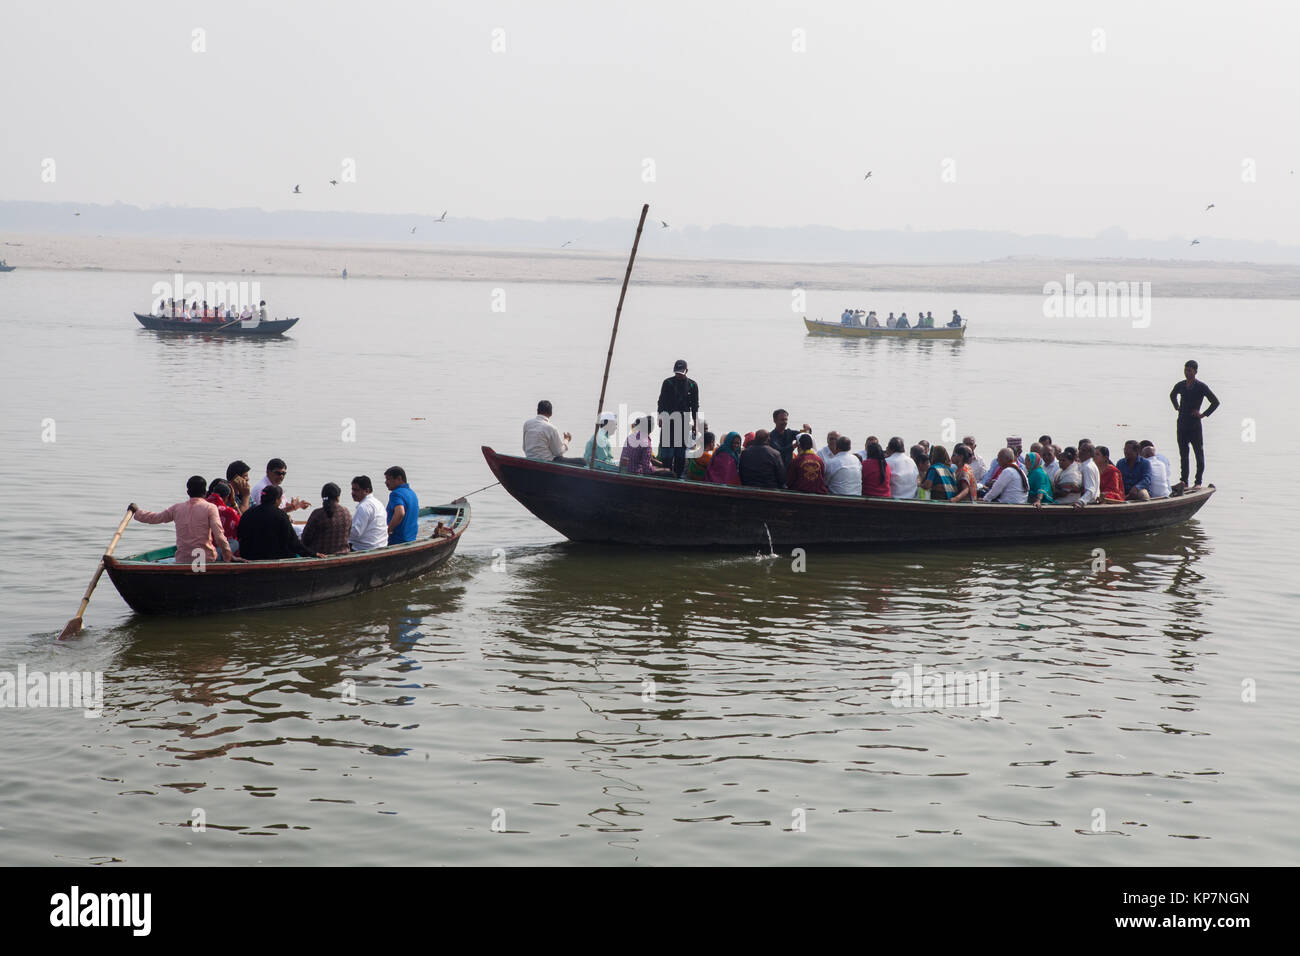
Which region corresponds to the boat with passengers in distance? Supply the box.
[482,447,1212,550]
[105,503,468,615]
[133,312,301,336]
[803,316,966,340]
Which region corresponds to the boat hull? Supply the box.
[134,313,300,336]
[804,317,965,339]
[105,504,468,615]
[482,447,1213,549]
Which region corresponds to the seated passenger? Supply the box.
[383,466,420,543]
[204,478,242,552]
[948,444,976,502]
[984,449,1029,504]
[739,429,785,488]
[1116,439,1153,501]
[949,310,963,327]
[897,313,910,329]
[524,399,581,463]
[866,311,880,328]
[1093,446,1126,502]
[885,437,919,499]
[861,441,892,498]
[584,411,620,471]
[620,415,671,476]
[685,431,716,481]
[1141,443,1171,498]
[133,475,234,564]
[706,431,743,486]
[921,445,957,500]
[910,444,931,499]
[349,475,389,551]
[786,433,828,494]
[237,486,322,559]
[886,312,897,329]
[818,431,840,463]
[1025,452,1054,508]
[825,436,863,496]
[302,482,352,555]
[1053,447,1083,504]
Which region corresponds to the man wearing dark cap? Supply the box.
[656,359,699,478]
[1169,359,1220,488]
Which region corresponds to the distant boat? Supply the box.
[106,504,468,615]
[133,313,300,336]
[482,447,1213,549]
[0,262,15,273]
[804,316,966,339]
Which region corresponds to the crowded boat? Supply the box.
[151,299,270,323]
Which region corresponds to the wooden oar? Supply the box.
[211,315,246,332]
[59,504,136,639]
[588,203,650,467]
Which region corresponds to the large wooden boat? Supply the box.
[105,503,468,615]
[133,313,300,336]
[482,447,1213,549]
[804,316,966,339]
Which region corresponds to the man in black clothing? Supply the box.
[656,358,699,478]
[739,429,786,488]
[1169,359,1220,487]
[767,408,812,470]
[238,486,324,560]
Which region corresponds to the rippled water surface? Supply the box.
[0,269,1296,865]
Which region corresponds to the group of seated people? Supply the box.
[153,299,269,323]
[132,458,439,564]
[840,308,963,329]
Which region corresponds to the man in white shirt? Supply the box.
[818,431,839,464]
[823,436,863,495]
[884,437,918,498]
[984,448,1029,503]
[523,399,581,463]
[349,475,389,550]
[1073,439,1101,508]
[962,436,988,483]
[1141,445,1171,498]
[250,457,310,512]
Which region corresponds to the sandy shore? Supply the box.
[4,233,1300,298]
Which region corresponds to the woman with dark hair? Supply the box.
[921,445,957,500]
[205,478,242,549]
[302,482,352,554]
[861,441,892,498]
[949,445,976,502]
[1053,447,1082,504]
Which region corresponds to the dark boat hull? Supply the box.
[482,447,1214,549]
[133,313,300,336]
[105,504,468,615]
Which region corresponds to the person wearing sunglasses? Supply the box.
[250,458,310,512]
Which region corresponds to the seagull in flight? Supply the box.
[1190,238,1200,246]
[864,171,872,179]
[561,238,581,248]
[329,179,338,186]
[410,226,417,234]
[660,220,669,229]
[292,184,301,194]
[1204,203,1215,211]
[435,211,447,222]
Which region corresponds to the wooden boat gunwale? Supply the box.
[133,312,300,335]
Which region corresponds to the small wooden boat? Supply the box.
[482,447,1213,549]
[133,313,300,336]
[105,503,468,615]
[804,316,966,339]
[0,263,15,273]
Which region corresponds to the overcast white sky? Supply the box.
[3,0,1298,241]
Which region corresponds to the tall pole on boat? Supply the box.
[588,203,650,468]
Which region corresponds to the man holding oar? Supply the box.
[133,475,235,564]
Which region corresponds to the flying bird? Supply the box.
[864,171,872,179]
[74,212,80,216]
[329,179,338,186]
[1190,238,1200,246]
[410,226,417,234]
[435,211,447,222]
[1204,203,1215,211]
[292,185,301,194]
[660,220,669,229]
[561,239,575,248]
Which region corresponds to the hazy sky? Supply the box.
[3,1,1298,242]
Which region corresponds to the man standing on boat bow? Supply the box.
[657,359,699,478]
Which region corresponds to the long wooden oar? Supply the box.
[59,504,136,639]
[588,203,650,467]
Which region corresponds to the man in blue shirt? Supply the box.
[1115,440,1153,500]
[383,465,420,544]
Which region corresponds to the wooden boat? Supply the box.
[804,316,966,339]
[133,313,300,336]
[482,447,1213,549]
[105,503,468,615]
[0,263,15,273]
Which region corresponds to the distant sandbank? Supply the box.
[4,233,1300,298]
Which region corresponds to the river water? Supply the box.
[0,267,1295,865]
